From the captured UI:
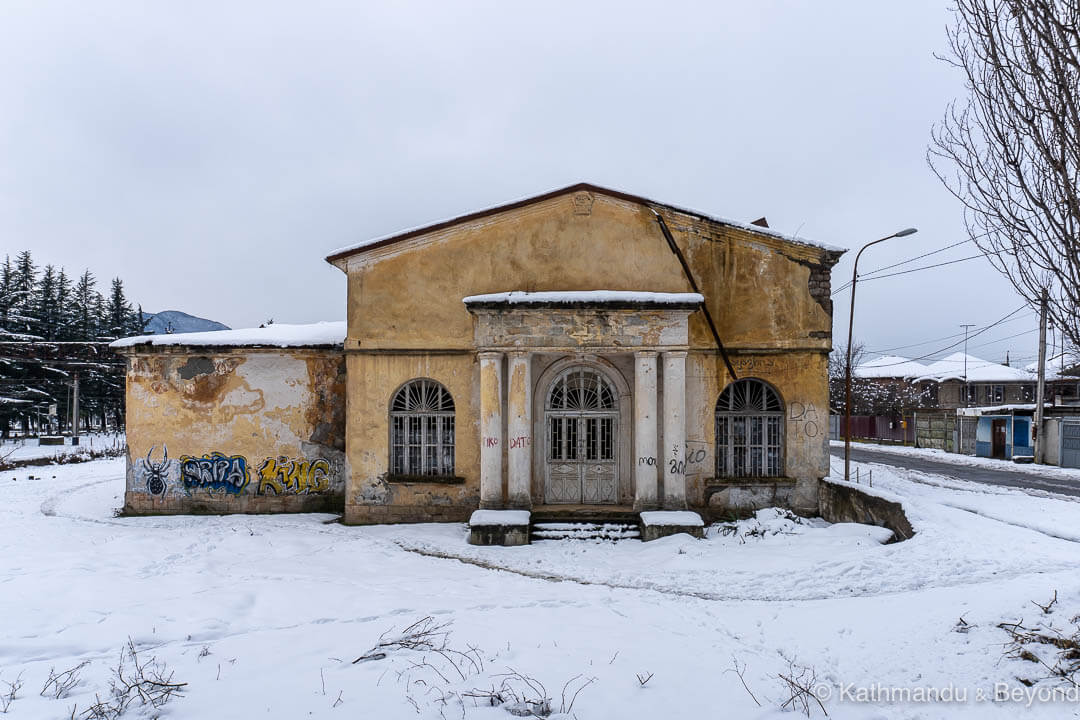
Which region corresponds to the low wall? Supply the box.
[118,347,347,515]
[818,479,914,542]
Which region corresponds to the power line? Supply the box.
[834,253,989,295]
[863,314,1032,354]
[857,304,1029,369]
[966,327,1038,350]
[859,237,974,277]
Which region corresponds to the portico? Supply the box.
[464,291,702,512]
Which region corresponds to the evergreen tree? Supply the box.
[92,291,106,340]
[54,268,73,341]
[11,250,37,335]
[71,270,98,340]
[133,304,150,336]
[35,265,59,340]
[0,255,14,331]
[104,278,133,339]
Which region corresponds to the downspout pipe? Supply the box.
[653,211,738,381]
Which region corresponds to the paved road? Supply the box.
[830,445,1080,498]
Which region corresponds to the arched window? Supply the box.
[715,379,784,477]
[390,379,455,477]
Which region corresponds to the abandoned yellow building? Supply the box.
[113,183,844,537]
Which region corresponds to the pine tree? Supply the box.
[35,265,59,340]
[92,291,106,340]
[11,250,38,335]
[54,268,73,341]
[104,278,133,339]
[71,270,98,340]
[133,304,150,336]
[0,255,14,331]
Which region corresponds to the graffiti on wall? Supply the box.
[179,453,250,494]
[142,445,172,496]
[256,457,331,495]
[133,445,176,496]
[789,402,821,438]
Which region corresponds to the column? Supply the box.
[479,351,504,508]
[634,351,659,510]
[506,352,532,509]
[662,351,687,509]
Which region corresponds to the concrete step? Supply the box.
[530,521,641,542]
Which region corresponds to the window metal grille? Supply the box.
[715,379,784,478]
[390,379,455,476]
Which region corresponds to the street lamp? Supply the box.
[844,227,918,482]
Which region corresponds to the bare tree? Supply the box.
[929,0,1080,347]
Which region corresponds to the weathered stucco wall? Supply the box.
[344,353,480,524]
[122,348,347,515]
[687,352,830,514]
[341,193,835,353]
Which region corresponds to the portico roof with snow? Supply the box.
[462,290,704,310]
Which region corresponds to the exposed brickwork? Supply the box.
[807,261,837,317]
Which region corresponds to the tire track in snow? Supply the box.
[391,539,1074,603]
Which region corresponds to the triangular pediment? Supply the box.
[326,182,841,267]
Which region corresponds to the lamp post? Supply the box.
[844,227,918,482]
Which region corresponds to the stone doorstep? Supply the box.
[468,506,708,545]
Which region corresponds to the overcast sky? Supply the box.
[0,1,1054,367]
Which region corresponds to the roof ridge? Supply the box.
[325,182,845,264]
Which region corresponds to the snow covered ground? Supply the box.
[0,433,125,465]
[2,458,1080,718]
[833,438,1080,481]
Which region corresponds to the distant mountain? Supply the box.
[143,310,230,335]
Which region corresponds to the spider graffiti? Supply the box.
[142,445,172,496]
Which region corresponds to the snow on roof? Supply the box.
[1024,351,1080,381]
[462,290,704,306]
[917,352,1036,383]
[957,404,1043,416]
[326,183,845,262]
[109,321,346,350]
[854,355,930,379]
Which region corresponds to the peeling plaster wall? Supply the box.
[343,194,836,353]
[122,348,346,515]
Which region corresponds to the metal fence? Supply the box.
[829,415,915,444]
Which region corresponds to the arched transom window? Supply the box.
[715,379,784,478]
[547,368,616,412]
[546,367,617,463]
[390,379,455,477]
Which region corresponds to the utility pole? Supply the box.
[960,324,975,406]
[1034,289,1048,463]
[72,371,80,446]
